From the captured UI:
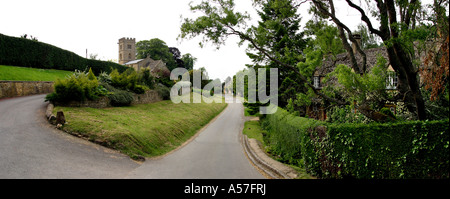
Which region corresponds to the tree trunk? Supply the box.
[385,43,427,120]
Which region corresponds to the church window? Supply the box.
[128,44,132,49]
[128,53,132,59]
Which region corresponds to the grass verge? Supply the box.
[0,65,72,81]
[53,93,227,160]
[243,120,265,144]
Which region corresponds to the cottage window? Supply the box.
[386,72,398,90]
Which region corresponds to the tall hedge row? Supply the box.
[261,108,449,179]
[0,33,127,74]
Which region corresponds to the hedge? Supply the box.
[0,33,127,74]
[261,107,449,179]
[261,108,326,167]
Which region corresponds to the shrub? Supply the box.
[109,68,150,94]
[326,106,372,124]
[108,90,134,107]
[46,71,99,103]
[380,107,396,119]
[141,69,155,89]
[132,85,148,94]
[98,71,112,84]
[155,84,170,100]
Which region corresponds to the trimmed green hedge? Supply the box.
[261,108,326,167]
[262,107,449,179]
[0,33,127,74]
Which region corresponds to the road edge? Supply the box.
[242,134,299,179]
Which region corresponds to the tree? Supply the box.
[354,24,381,50]
[181,53,197,71]
[179,0,444,120]
[248,0,308,112]
[304,19,345,58]
[309,0,430,120]
[179,0,347,109]
[136,38,177,70]
[169,47,185,69]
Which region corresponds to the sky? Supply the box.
[0,0,419,81]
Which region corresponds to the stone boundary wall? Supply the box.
[54,90,163,108]
[0,81,54,99]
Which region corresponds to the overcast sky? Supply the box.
[1,0,420,81]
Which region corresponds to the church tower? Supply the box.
[118,37,136,65]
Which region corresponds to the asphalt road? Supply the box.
[126,96,264,179]
[0,94,263,179]
[0,95,139,179]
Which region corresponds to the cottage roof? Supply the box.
[315,46,389,76]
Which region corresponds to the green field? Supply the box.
[53,93,228,160]
[0,65,73,81]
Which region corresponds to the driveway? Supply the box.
[0,95,263,179]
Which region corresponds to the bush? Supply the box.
[131,85,148,94]
[108,90,134,107]
[155,84,170,100]
[326,106,372,124]
[109,68,150,94]
[46,71,99,103]
[262,107,450,179]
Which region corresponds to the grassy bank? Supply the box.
[0,65,72,81]
[54,93,228,160]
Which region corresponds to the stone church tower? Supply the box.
[118,37,136,65]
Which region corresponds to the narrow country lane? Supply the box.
[0,94,264,179]
[126,95,265,179]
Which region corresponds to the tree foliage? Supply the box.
[179,0,448,121]
[136,38,177,71]
[181,53,197,71]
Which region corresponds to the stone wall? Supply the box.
[54,90,163,108]
[131,90,162,105]
[0,81,54,99]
